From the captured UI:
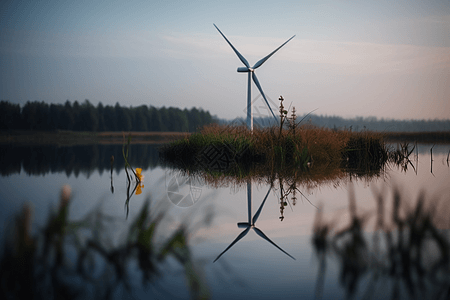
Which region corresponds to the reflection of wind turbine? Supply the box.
[214,24,295,130]
[214,182,296,262]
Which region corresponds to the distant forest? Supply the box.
[1,100,449,133]
[235,114,450,132]
[300,115,450,132]
[0,100,215,132]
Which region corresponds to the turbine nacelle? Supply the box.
[238,222,250,228]
[237,67,254,72]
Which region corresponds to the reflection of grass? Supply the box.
[388,142,417,173]
[122,133,141,181]
[312,186,450,299]
[0,185,210,299]
[384,131,450,144]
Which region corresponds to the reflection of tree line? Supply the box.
[0,144,162,176]
[313,186,450,299]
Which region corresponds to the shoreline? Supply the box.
[1,130,450,146]
[0,130,191,146]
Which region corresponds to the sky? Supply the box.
[1,0,449,121]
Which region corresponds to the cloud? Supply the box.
[5,26,448,77]
[163,32,450,75]
[289,40,450,74]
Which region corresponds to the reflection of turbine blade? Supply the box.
[252,227,296,260]
[252,73,277,121]
[213,227,251,263]
[252,187,271,224]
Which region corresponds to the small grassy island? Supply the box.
[159,94,437,187]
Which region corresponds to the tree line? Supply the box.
[235,114,450,132]
[3,99,449,133]
[0,100,216,132]
[305,114,450,132]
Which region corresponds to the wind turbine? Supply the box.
[213,182,296,262]
[214,24,295,130]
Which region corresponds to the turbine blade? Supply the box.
[253,227,296,260]
[213,227,251,262]
[252,35,295,69]
[252,73,277,122]
[213,24,250,68]
[252,187,271,224]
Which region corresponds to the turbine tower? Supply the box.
[214,24,295,130]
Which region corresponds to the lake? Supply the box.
[1,143,449,299]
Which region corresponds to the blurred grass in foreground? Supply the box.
[313,185,450,300]
[0,185,210,300]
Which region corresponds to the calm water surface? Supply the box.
[0,144,449,299]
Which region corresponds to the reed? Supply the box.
[160,122,387,180]
[341,130,388,174]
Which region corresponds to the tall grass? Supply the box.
[159,96,391,187]
[160,121,387,183]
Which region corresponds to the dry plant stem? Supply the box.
[290,106,297,136]
[278,95,286,138]
[122,132,139,182]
